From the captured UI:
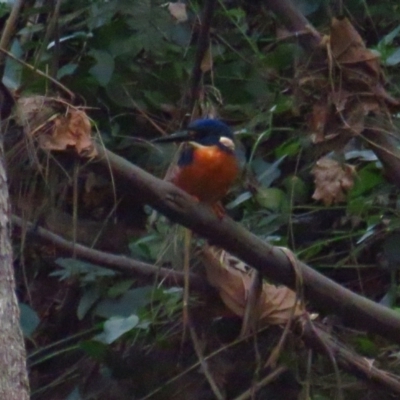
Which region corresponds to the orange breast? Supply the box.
[172,146,239,204]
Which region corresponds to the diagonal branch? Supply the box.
[264,0,322,50]
[93,143,400,344]
[12,215,209,292]
[297,318,400,394]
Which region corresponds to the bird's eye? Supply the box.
[219,136,235,150]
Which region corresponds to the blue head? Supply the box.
[178,119,235,166]
[152,119,235,166]
[186,119,234,146]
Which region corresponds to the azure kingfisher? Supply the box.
[154,119,239,214]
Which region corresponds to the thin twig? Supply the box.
[297,317,400,395]
[264,0,322,50]
[34,0,63,70]
[187,0,217,114]
[0,0,24,73]
[189,323,225,400]
[240,270,262,337]
[232,366,288,400]
[0,47,74,99]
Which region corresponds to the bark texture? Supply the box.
[0,139,29,399]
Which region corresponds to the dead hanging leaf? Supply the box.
[16,96,63,130]
[17,96,97,157]
[168,2,188,23]
[311,158,356,206]
[201,247,303,326]
[330,17,382,87]
[38,109,97,157]
[16,96,97,157]
[330,18,378,65]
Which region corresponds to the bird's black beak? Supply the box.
[152,130,195,144]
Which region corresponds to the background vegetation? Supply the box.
[3,0,400,398]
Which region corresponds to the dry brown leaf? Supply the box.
[311,158,356,205]
[16,96,62,130]
[39,109,96,157]
[330,18,379,65]
[16,96,97,157]
[201,247,303,326]
[329,89,351,113]
[168,2,188,23]
[298,17,400,159]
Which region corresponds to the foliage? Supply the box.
[7,0,400,398]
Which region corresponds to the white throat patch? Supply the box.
[219,136,235,151]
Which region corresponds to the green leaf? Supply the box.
[97,315,140,344]
[129,234,163,261]
[345,150,377,161]
[382,25,400,46]
[226,191,253,209]
[349,164,383,198]
[296,0,322,15]
[265,43,299,71]
[311,395,331,400]
[48,31,92,50]
[386,48,400,66]
[88,2,119,30]
[357,223,377,244]
[298,242,324,261]
[274,139,301,158]
[89,50,115,86]
[383,233,400,266]
[65,387,83,400]
[95,286,154,318]
[77,286,101,320]
[352,336,378,357]
[255,187,287,211]
[57,63,78,79]
[251,157,284,187]
[347,197,369,216]
[273,95,294,114]
[107,279,135,298]
[0,3,10,19]
[80,340,109,361]
[52,258,116,282]
[19,303,40,338]
[123,0,173,54]
[18,23,45,36]
[283,176,308,204]
[3,39,23,90]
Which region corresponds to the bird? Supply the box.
[154,119,239,215]
[153,119,239,325]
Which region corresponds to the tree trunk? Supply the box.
[0,138,29,399]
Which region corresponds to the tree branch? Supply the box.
[11,215,209,292]
[264,0,322,51]
[93,143,400,344]
[298,318,400,394]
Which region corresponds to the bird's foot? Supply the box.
[211,202,225,220]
